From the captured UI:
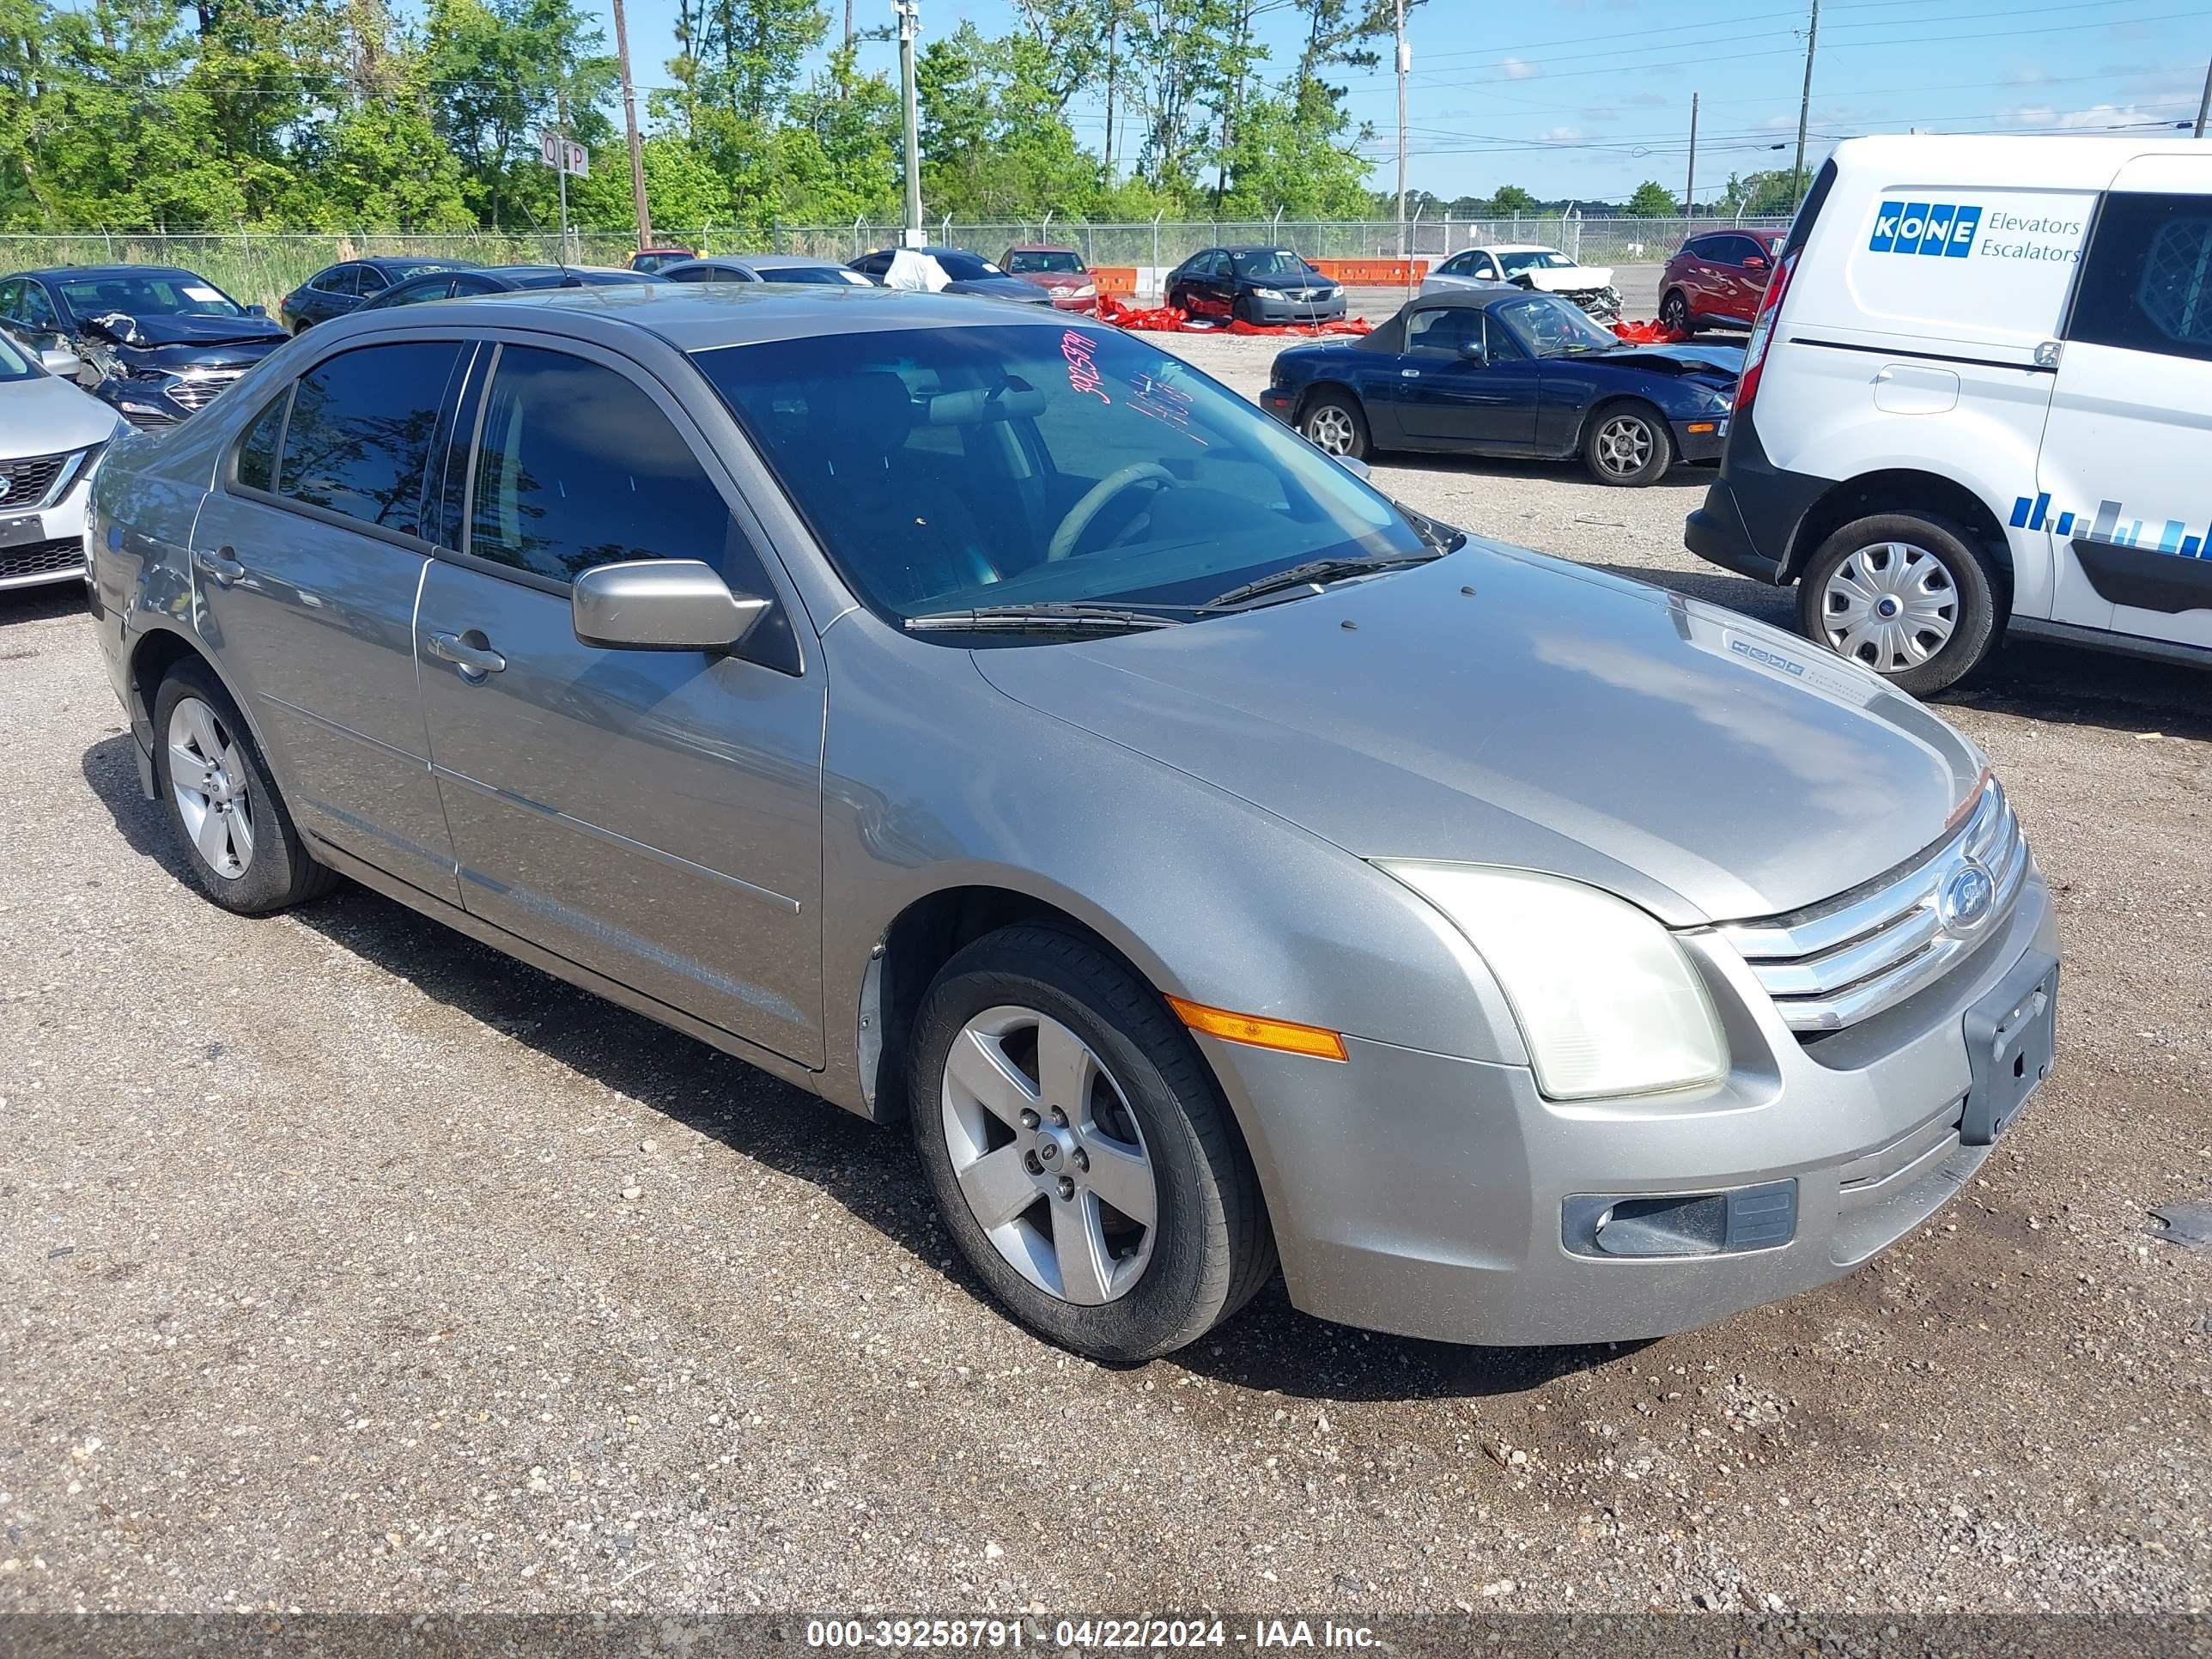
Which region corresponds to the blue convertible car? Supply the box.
[1260,289,1744,487]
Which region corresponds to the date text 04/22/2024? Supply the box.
[803,1619,1381,1650]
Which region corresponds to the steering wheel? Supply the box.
[1046,463,1175,562]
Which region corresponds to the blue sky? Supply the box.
[609,0,2208,204]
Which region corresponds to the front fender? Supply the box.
[814,617,1528,1122]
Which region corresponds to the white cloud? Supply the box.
[1502,57,1540,79]
[1541,125,1585,143]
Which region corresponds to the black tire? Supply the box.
[1658,289,1691,334]
[1232,293,1256,325]
[1582,399,1674,487]
[908,924,1275,1363]
[1297,387,1370,461]
[1796,511,2002,696]
[1167,284,1189,313]
[152,658,338,915]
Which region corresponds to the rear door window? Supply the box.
[315,265,360,296]
[276,341,463,537]
[2066,191,2212,364]
[234,390,289,491]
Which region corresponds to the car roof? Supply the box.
[1222,246,1300,254]
[326,281,1075,353]
[356,254,471,268]
[1004,244,1079,253]
[16,264,208,283]
[1481,244,1560,255]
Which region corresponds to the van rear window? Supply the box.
[1783,160,1837,256]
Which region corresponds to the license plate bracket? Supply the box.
[0,512,48,549]
[1961,951,2058,1146]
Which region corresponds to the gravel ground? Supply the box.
[1,332,2208,1623]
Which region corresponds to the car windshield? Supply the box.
[0,332,42,382]
[1006,251,1085,274]
[1493,293,1621,357]
[691,323,1423,632]
[1498,249,1576,275]
[1231,250,1317,279]
[56,272,243,319]
[935,252,1005,281]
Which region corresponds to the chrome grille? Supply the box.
[1714,776,2029,1034]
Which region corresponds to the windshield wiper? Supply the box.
[902,602,1186,635]
[1198,551,1440,611]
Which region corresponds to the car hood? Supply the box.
[970,545,1981,926]
[0,373,124,453]
[94,312,288,349]
[1592,343,1744,384]
[1520,265,1614,292]
[1017,270,1092,290]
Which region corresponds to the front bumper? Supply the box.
[1668,415,1731,466]
[0,467,94,592]
[1249,291,1348,324]
[1047,291,1099,312]
[91,367,251,428]
[1200,862,2059,1346]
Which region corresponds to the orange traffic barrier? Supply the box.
[1309,258,1429,286]
[1092,266,1139,296]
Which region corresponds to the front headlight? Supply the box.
[1073,282,1097,296]
[1378,862,1727,1100]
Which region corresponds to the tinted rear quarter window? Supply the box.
[2067,191,2212,364]
[277,342,461,536]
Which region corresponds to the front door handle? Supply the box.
[425,630,507,682]
[194,546,246,586]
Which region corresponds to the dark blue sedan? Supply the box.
[1260,289,1743,487]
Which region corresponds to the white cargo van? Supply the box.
[1686,134,2212,694]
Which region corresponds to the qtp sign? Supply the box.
[538,132,589,177]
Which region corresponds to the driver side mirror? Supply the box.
[572,559,769,653]
[1456,341,1488,365]
[246,303,267,317]
[40,344,81,379]
[1743,254,1768,271]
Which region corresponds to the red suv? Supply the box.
[1658,228,1782,334]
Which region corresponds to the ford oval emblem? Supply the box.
[1939,860,1997,936]
[0,476,12,502]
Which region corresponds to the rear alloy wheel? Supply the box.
[910,925,1274,1362]
[1300,392,1370,460]
[1796,512,2000,696]
[1659,290,1691,334]
[1583,403,1674,487]
[153,659,337,914]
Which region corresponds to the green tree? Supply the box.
[1489,183,1538,214]
[1625,179,1676,217]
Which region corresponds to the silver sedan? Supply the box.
[86,285,2059,1361]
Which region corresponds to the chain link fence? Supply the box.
[0,216,1793,309]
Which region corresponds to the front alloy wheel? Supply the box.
[908,924,1275,1361]
[940,1006,1158,1305]
[1583,404,1673,486]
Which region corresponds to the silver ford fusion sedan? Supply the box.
[86,285,2059,1363]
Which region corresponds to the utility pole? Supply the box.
[1394,0,1409,258]
[1791,0,1819,208]
[896,0,921,246]
[1103,9,1118,180]
[1685,91,1698,220]
[2196,56,2211,137]
[844,0,854,50]
[611,0,653,253]
[555,87,571,265]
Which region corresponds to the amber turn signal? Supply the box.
[1165,996,1349,1061]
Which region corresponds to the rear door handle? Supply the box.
[425,630,507,682]
[194,546,246,586]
